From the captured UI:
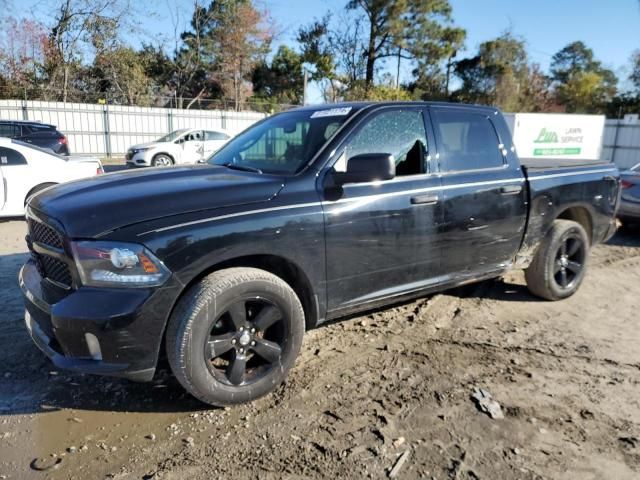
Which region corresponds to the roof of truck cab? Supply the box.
[292,101,500,114]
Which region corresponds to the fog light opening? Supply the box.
[85,333,103,361]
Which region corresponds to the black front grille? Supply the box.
[26,217,73,288]
[40,255,73,286]
[126,151,133,160]
[28,218,64,249]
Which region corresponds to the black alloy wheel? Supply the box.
[553,233,586,290]
[205,297,286,386]
[166,267,305,406]
[525,219,590,301]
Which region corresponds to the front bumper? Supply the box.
[20,260,179,382]
[126,151,152,167]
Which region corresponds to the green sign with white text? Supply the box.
[532,127,583,156]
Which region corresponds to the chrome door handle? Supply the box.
[500,185,522,195]
[467,224,488,231]
[411,194,439,205]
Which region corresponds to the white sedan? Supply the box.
[0,138,103,217]
[126,128,232,167]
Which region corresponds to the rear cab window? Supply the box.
[432,109,505,172]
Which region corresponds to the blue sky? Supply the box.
[12,0,640,102]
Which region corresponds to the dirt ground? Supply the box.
[1,219,639,480]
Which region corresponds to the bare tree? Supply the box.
[206,0,274,110]
[44,0,136,101]
[0,17,49,98]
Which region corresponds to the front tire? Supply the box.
[166,267,305,406]
[152,154,173,167]
[525,219,589,301]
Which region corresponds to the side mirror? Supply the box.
[335,153,396,185]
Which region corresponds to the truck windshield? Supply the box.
[208,107,355,174]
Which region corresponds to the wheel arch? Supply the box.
[556,205,593,244]
[166,253,318,333]
[25,182,57,206]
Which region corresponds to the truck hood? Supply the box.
[30,165,284,237]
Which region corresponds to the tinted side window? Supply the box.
[28,124,55,133]
[205,131,230,141]
[346,110,427,176]
[24,125,50,136]
[0,147,27,165]
[433,110,504,171]
[0,124,19,138]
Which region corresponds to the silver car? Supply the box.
[619,163,640,223]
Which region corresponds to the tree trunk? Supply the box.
[186,87,206,110]
[63,65,68,102]
[234,65,241,111]
[365,19,377,86]
[365,48,375,85]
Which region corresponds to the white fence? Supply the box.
[3,100,639,168]
[603,118,640,169]
[0,100,267,157]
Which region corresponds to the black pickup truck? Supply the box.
[20,102,620,406]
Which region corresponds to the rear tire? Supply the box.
[525,219,589,301]
[166,267,305,406]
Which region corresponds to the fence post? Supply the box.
[167,108,173,132]
[221,111,227,130]
[611,120,620,165]
[102,105,112,158]
[21,100,28,120]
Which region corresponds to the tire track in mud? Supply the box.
[423,337,640,372]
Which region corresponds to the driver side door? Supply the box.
[322,107,444,314]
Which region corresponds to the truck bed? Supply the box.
[519,157,613,172]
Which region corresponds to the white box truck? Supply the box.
[504,113,606,162]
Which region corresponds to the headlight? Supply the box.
[71,241,170,287]
[132,148,150,154]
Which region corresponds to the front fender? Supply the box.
[108,199,328,322]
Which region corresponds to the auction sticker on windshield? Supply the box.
[311,107,352,118]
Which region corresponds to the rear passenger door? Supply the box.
[430,107,527,277]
